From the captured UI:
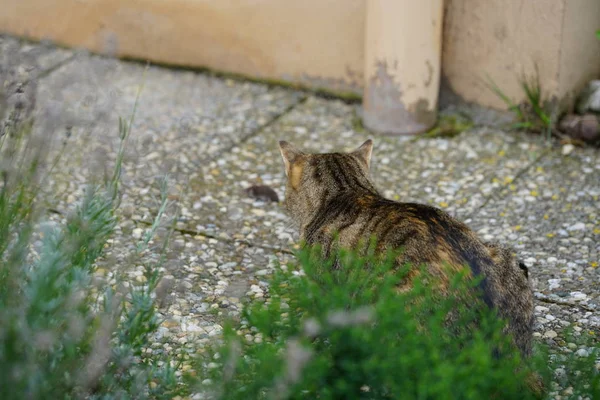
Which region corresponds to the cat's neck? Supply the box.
[299,188,380,241]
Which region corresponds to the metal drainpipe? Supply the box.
[362,0,444,135]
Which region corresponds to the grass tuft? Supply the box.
[485,68,560,142]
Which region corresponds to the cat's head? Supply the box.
[277,139,376,225]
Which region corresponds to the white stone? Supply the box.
[561,144,575,156]
[567,222,586,231]
[544,330,558,339]
[548,279,561,290]
[554,368,566,379]
[132,228,144,239]
[294,126,307,134]
[576,349,590,358]
[576,80,600,113]
[524,257,537,265]
[186,324,204,333]
[570,291,587,301]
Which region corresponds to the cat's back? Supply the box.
[353,196,481,258]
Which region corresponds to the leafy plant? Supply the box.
[198,244,561,400]
[0,79,183,399]
[485,69,560,142]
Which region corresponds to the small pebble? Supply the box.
[567,222,586,232]
[575,349,589,358]
[561,144,575,155]
[132,228,143,239]
[544,330,558,339]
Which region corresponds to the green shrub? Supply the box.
[0,101,181,398]
[199,244,599,400]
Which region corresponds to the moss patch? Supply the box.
[416,114,474,140]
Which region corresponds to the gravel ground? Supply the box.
[2,34,599,397]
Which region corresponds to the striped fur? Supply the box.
[278,139,534,358]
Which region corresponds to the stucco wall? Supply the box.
[442,0,600,109]
[0,0,365,94]
[558,0,600,105]
[1,0,599,110]
[442,0,564,108]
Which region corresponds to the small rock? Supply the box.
[575,80,600,114]
[570,291,587,301]
[561,144,575,156]
[162,319,179,329]
[186,324,204,333]
[524,257,536,265]
[250,284,262,292]
[558,229,569,237]
[132,228,144,239]
[544,330,558,339]
[244,185,279,203]
[554,368,566,380]
[579,114,600,142]
[548,279,561,290]
[559,113,600,143]
[567,222,586,232]
[575,348,589,358]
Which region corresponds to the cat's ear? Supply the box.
[353,139,373,169]
[278,141,300,176]
[278,141,304,189]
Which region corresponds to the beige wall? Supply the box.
[558,0,600,106]
[442,0,600,109]
[1,0,599,111]
[0,0,365,94]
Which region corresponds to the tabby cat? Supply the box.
[278,139,534,358]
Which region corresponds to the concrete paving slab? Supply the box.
[474,147,600,305]
[29,51,303,212]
